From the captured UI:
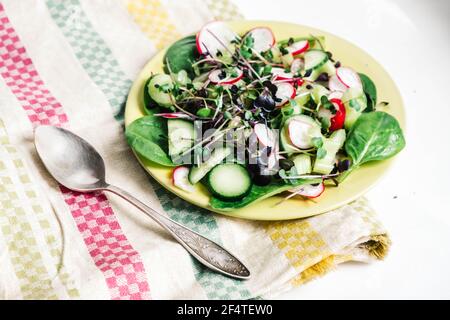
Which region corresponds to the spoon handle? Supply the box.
[105,184,251,280]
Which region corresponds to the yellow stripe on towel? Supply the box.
[126,0,181,50]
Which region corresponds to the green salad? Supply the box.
[126,21,405,211]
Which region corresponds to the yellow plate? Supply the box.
[125,20,405,221]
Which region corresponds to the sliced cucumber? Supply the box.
[281,53,294,68]
[311,84,330,104]
[188,147,232,184]
[342,87,367,129]
[305,60,336,81]
[313,129,346,174]
[206,164,252,201]
[143,76,159,114]
[168,119,195,159]
[148,74,174,107]
[304,49,328,71]
[291,154,312,175]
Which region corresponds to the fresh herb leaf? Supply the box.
[358,73,377,112]
[126,115,175,166]
[163,35,199,78]
[345,111,405,167]
[316,147,327,159]
[311,137,323,148]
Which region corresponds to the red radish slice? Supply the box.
[244,27,275,53]
[172,167,195,192]
[293,182,325,198]
[328,75,348,92]
[286,40,309,56]
[208,68,243,85]
[271,67,294,81]
[196,21,237,59]
[288,119,315,149]
[328,91,344,100]
[155,113,192,119]
[254,123,275,147]
[275,82,296,107]
[336,67,362,89]
[290,58,304,74]
[329,98,346,131]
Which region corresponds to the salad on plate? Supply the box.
[126,21,405,211]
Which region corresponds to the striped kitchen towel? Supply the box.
[0,0,390,299]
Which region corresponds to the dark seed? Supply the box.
[197,89,207,98]
[337,159,351,172]
[334,61,341,68]
[254,90,275,112]
[304,69,312,77]
[279,159,294,171]
[316,73,329,82]
[218,70,227,80]
[253,173,272,186]
[288,37,294,46]
[311,183,320,187]
[306,84,313,90]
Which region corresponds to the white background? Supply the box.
[234,0,450,299]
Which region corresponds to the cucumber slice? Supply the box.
[143,76,159,114]
[311,84,330,104]
[313,129,346,174]
[342,87,367,129]
[168,119,195,159]
[291,154,312,175]
[206,164,252,201]
[148,74,174,107]
[304,49,328,71]
[188,147,232,184]
[305,60,336,81]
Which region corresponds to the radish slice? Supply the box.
[328,75,348,92]
[172,166,195,192]
[154,113,192,119]
[328,91,344,100]
[290,58,304,74]
[286,40,309,56]
[336,67,362,89]
[254,123,275,147]
[291,182,325,198]
[244,27,275,53]
[196,21,237,59]
[271,67,294,81]
[208,68,243,85]
[288,119,316,149]
[275,82,296,106]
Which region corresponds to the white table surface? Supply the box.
[234,0,450,299]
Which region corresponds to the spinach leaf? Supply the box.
[210,179,319,210]
[345,111,405,167]
[125,115,175,167]
[358,73,377,112]
[163,35,199,78]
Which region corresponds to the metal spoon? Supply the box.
[34,125,250,280]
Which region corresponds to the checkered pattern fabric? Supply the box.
[126,0,181,50]
[0,120,79,299]
[0,0,391,299]
[153,181,251,299]
[0,3,151,300]
[46,0,132,120]
[205,0,243,21]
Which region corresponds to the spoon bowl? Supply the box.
[34,126,108,191]
[34,125,251,279]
